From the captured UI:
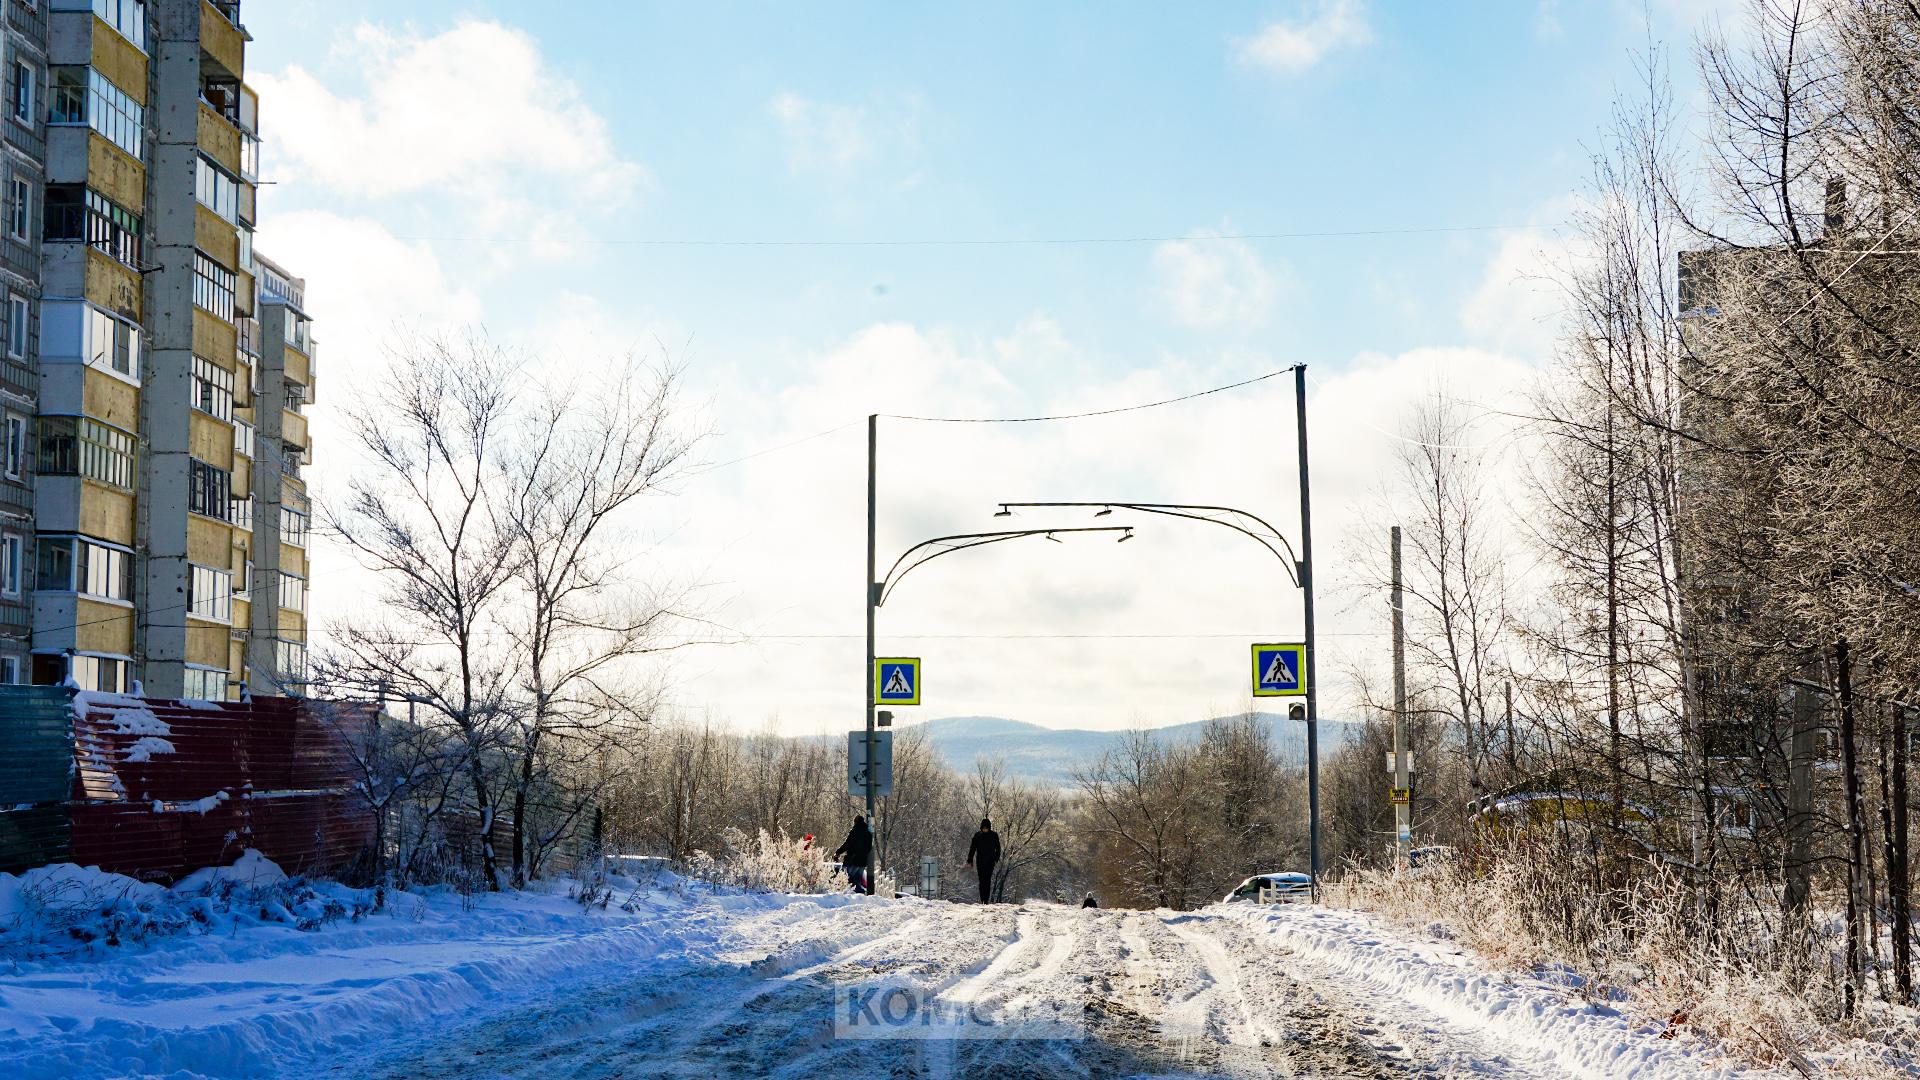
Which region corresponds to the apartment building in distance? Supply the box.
[0,0,314,699]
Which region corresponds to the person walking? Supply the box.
[965,818,1000,903]
[834,815,873,894]
[1081,893,1098,909]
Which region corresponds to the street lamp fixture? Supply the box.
[991,486,1323,896]
[993,502,1302,587]
[875,526,1135,609]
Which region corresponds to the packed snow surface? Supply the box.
[0,860,1812,1078]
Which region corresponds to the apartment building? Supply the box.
[0,0,314,699]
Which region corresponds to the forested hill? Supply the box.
[893,713,1361,786]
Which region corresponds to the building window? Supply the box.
[286,380,307,414]
[237,557,252,602]
[187,458,230,520]
[232,417,253,458]
[80,539,131,601]
[38,301,140,379]
[6,177,28,242]
[38,536,134,602]
[281,506,310,547]
[189,564,231,623]
[0,656,19,685]
[9,61,32,124]
[191,357,233,420]
[47,67,142,158]
[192,252,234,321]
[0,534,19,597]
[183,666,226,701]
[3,413,24,479]
[229,495,252,530]
[37,417,134,489]
[275,638,305,692]
[45,186,141,268]
[70,653,129,694]
[278,571,305,613]
[82,0,146,52]
[7,295,26,359]
[195,157,239,223]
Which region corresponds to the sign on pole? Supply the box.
[873,657,921,705]
[1389,787,1411,805]
[1251,643,1308,697]
[848,730,894,797]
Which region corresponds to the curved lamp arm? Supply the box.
[996,502,1300,587]
[877,526,1134,608]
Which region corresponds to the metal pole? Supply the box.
[1294,365,1320,897]
[864,413,878,896]
[1392,525,1410,871]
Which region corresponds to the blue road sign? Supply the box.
[1252,643,1307,697]
[874,657,921,705]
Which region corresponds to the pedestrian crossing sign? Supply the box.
[1251,643,1307,697]
[874,657,921,705]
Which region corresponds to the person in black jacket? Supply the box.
[834,815,873,893]
[965,818,1000,903]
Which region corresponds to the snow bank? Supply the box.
[1223,904,1776,1079]
[0,857,892,1080]
[172,849,288,893]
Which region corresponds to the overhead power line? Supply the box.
[888,366,1296,424]
[396,223,1547,249]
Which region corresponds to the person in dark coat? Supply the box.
[965,818,1000,903]
[834,815,873,893]
[1081,894,1098,908]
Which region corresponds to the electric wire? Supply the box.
[886,365,1296,424]
[397,223,1544,249]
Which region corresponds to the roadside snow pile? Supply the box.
[0,852,370,958]
[0,854,881,1080]
[1222,903,1860,1079]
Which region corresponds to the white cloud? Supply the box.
[253,20,645,235]
[1460,224,1578,364]
[650,312,1543,736]
[1152,232,1279,330]
[766,91,924,180]
[1234,0,1374,76]
[769,93,874,174]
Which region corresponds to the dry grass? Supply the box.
[1336,836,1917,1074]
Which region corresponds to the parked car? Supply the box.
[1222,871,1313,904]
[1407,845,1456,876]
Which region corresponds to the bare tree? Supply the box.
[498,359,700,884]
[323,335,521,888]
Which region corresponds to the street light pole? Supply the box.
[1294,364,1321,898]
[864,413,878,896]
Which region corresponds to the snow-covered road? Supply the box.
[328,899,1760,1079]
[1,878,1782,1079]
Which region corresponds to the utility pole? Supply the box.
[1391,525,1410,871]
[863,413,878,896]
[1294,365,1320,896]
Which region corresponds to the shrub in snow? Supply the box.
[684,828,844,895]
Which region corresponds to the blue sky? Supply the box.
[242,1,1737,733]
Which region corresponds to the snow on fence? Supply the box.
[0,686,375,882]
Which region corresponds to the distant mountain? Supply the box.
[895,713,1360,787]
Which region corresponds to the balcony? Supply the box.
[258,263,304,310]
